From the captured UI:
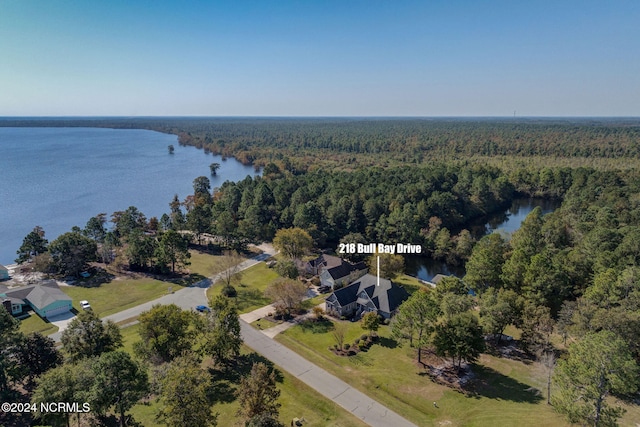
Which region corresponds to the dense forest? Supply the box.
[2,117,640,170]
[4,117,640,425]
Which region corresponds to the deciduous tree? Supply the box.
[265,279,307,311]
[157,353,217,427]
[200,295,242,366]
[273,227,313,260]
[92,351,149,427]
[48,231,97,277]
[61,310,122,361]
[360,312,380,337]
[135,304,196,364]
[236,362,281,422]
[368,253,404,280]
[433,312,485,371]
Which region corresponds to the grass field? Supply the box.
[119,324,368,427]
[18,312,59,335]
[207,261,280,313]
[276,318,576,427]
[61,277,185,317]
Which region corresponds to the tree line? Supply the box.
[1,296,284,427]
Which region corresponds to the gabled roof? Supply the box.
[328,274,409,315]
[0,264,8,271]
[0,280,70,310]
[309,254,343,270]
[326,260,367,280]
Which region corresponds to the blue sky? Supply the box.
[1,0,638,116]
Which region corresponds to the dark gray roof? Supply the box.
[310,254,343,270]
[326,260,367,280]
[328,274,409,315]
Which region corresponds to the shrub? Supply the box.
[361,334,368,341]
[221,284,237,297]
[344,343,351,350]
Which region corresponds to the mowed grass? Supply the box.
[187,249,246,278]
[59,251,248,318]
[276,319,573,427]
[61,278,185,317]
[120,322,367,427]
[18,312,59,335]
[207,262,280,313]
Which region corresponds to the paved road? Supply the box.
[240,320,418,427]
[51,245,275,342]
[51,243,418,427]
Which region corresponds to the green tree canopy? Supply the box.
[360,311,380,337]
[552,330,639,427]
[368,252,404,280]
[156,353,217,427]
[15,226,49,264]
[273,227,313,260]
[48,231,97,277]
[135,304,196,364]
[156,229,191,273]
[200,295,242,366]
[60,310,122,361]
[433,312,485,371]
[463,233,506,292]
[391,289,440,365]
[92,350,149,427]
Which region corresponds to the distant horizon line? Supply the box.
[1,115,639,119]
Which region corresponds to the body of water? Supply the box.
[406,198,562,282]
[0,127,259,265]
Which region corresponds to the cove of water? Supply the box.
[0,127,259,265]
[405,198,562,282]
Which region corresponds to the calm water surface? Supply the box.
[0,127,259,265]
[405,198,561,282]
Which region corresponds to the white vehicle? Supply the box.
[80,300,91,310]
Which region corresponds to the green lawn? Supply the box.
[207,262,280,313]
[276,319,574,427]
[187,249,247,278]
[395,274,431,294]
[120,322,367,427]
[61,278,185,317]
[18,312,59,336]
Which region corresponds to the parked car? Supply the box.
[195,305,211,313]
[80,300,91,310]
